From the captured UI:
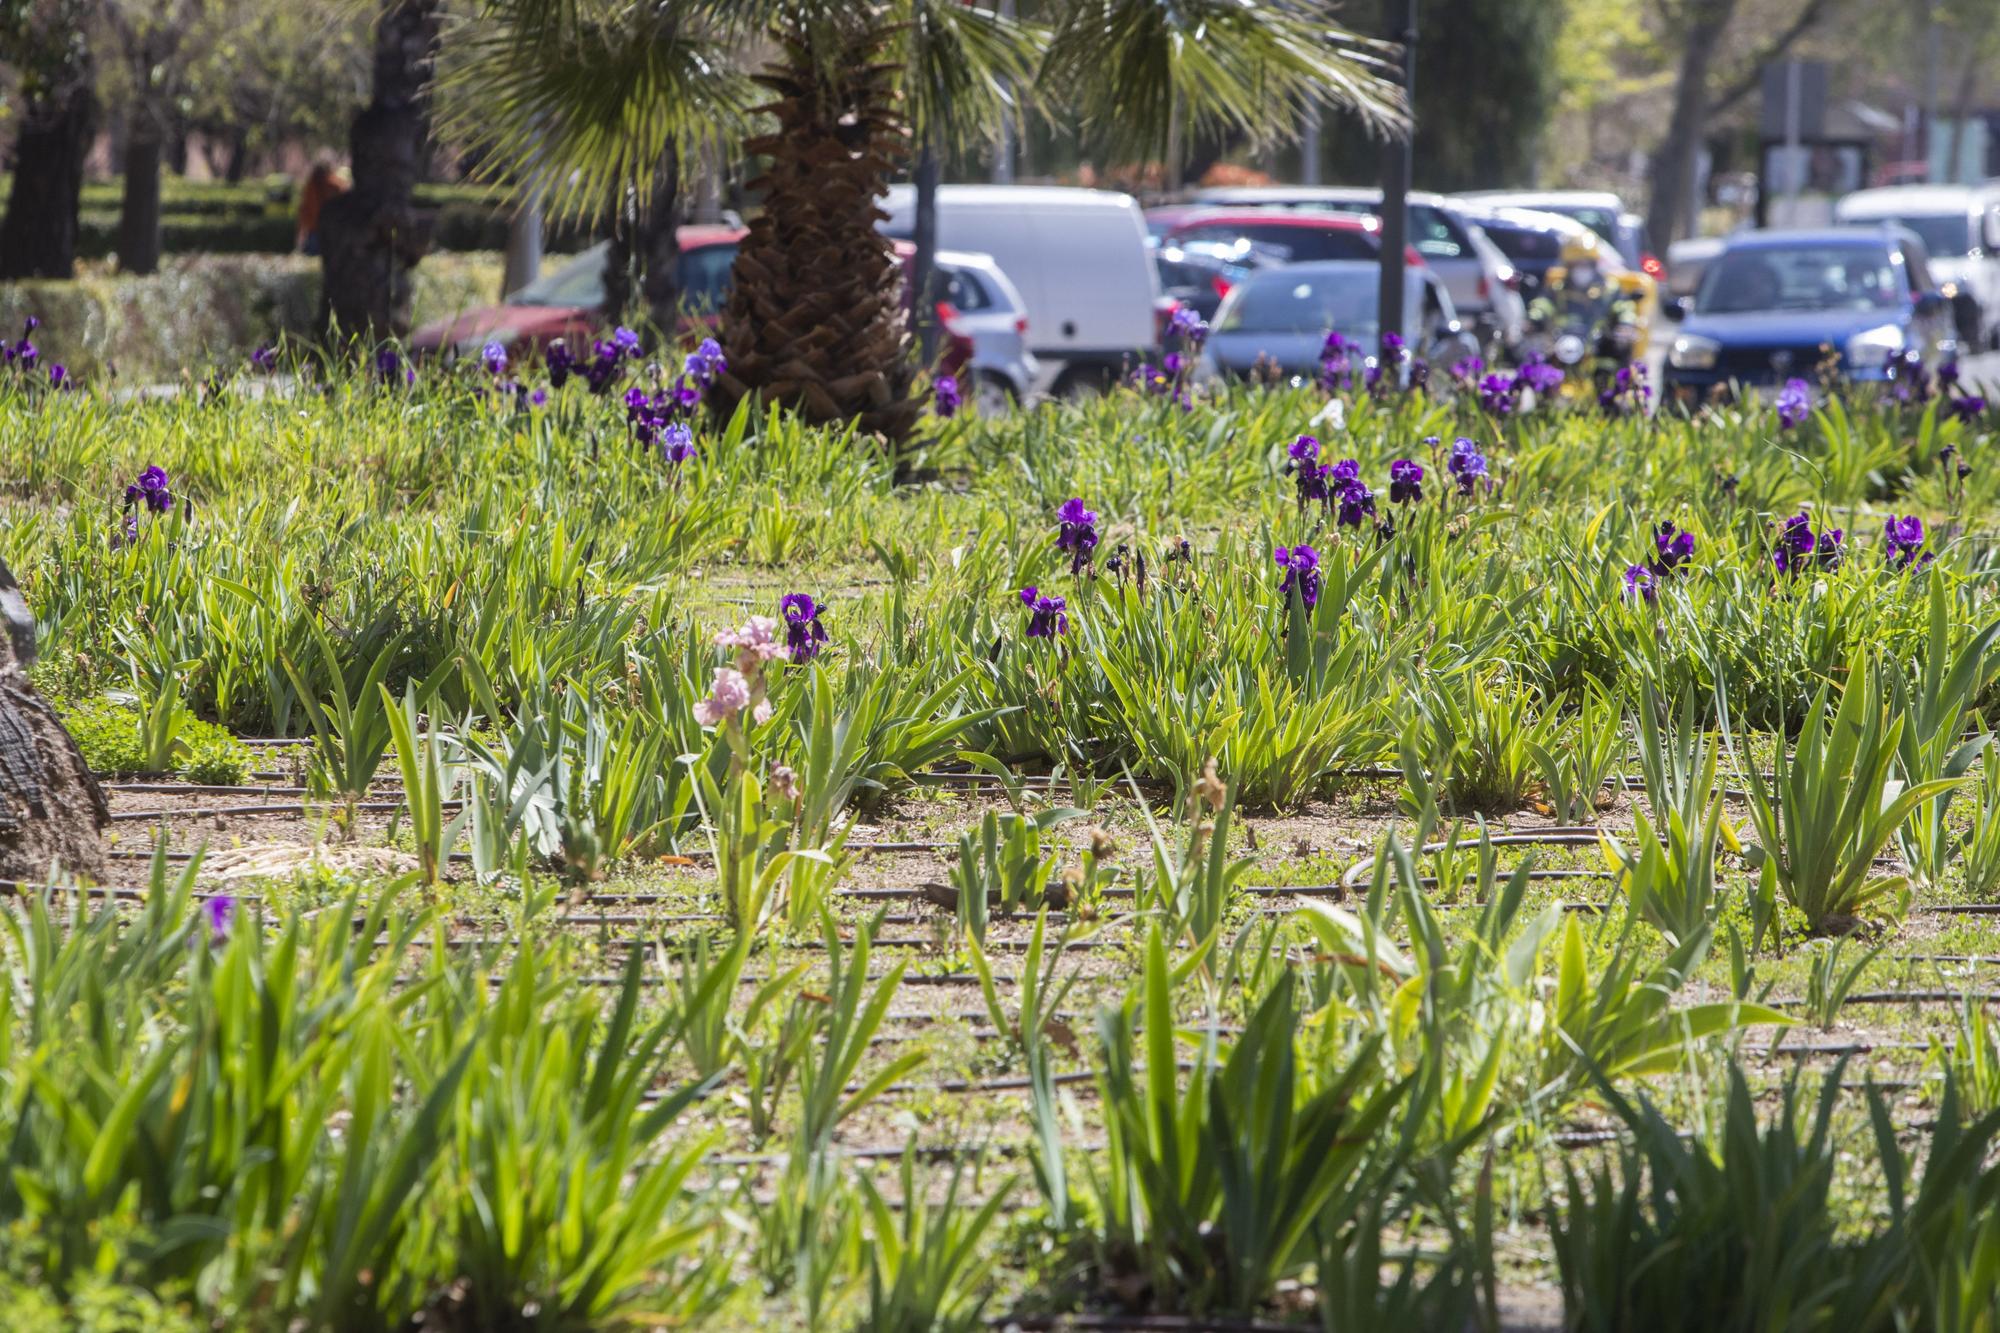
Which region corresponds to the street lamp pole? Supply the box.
[1377,0,1417,363]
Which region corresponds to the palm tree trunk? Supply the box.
[117,121,165,276]
[638,143,682,337]
[0,81,98,280]
[716,14,920,444]
[0,557,108,884]
[1645,0,1738,249]
[321,0,442,344]
[911,139,941,366]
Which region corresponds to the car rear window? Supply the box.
[1481,225,1560,263]
[1174,223,1377,262]
[677,243,736,315]
[937,266,995,311]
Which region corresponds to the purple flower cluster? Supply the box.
[373,346,414,388]
[1775,377,1811,429]
[1939,362,1988,423]
[481,340,509,378]
[125,465,173,516]
[1625,520,1695,604]
[1320,332,1354,390]
[1056,497,1100,573]
[1473,356,1562,417]
[1289,435,1329,507]
[1020,586,1069,638]
[1274,544,1322,612]
[780,593,828,662]
[1365,332,1408,394]
[1168,305,1209,346]
[1774,510,1843,576]
[201,894,237,946]
[1446,437,1488,494]
[4,316,39,372]
[1623,564,1657,604]
[1883,514,1932,569]
[250,343,278,373]
[1598,363,1650,417]
[547,326,645,394]
[1389,458,1424,504]
[934,374,962,418]
[1517,358,1564,398]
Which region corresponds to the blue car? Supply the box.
[1661,226,1951,397]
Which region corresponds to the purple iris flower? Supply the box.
[780,593,828,662]
[1161,351,1184,377]
[1516,358,1564,397]
[1775,511,1843,575]
[1653,521,1695,572]
[1336,480,1376,528]
[1288,436,1328,507]
[545,339,576,389]
[1389,458,1423,504]
[1450,355,1485,388]
[1884,514,1930,568]
[1624,564,1657,604]
[482,341,509,376]
[10,317,39,370]
[659,422,697,465]
[250,344,278,373]
[1775,377,1811,429]
[1055,498,1100,573]
[1168,305,1208,345]
[47,364,68,391]
[124,465,173,515]
[1020,586,1068,638]
[1379,332,1406,368]
[612,326,643,359]
[1478,372,1519,417]
[373,346,413,387]
[1274,544,1322,611]
[685,337,726,386]
[1447,438,1488,494]
[1599,363,1650,417]
[1949,392,1990,422]
[934,374,961,418]
[1321,331,1353,382]
[201,895,236,945]
[1326,457,1361,487]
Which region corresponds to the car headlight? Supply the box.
[1667,334,1719,370]
[1845,323,1904,368]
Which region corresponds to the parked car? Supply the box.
[1152,239,1282,323]
[1188,185,1524,345]
[1161,209,1425,265]
[1453,204,1585,299]
[879,184,1163,397]
[1454,190,1658,276]
[1661,225,1953,397]
[1834,183,2000,349]
[1193,260,1477,383]
[1663,235,1728,301]
[410,226,745,356]
[933,248,1038,413]
[410,228,982,386]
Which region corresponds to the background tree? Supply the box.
[100,0,205,275]
[320,0,442,344]
[0,0,100,279]
[179,1,372,180]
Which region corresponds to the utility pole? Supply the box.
[1301,102,1322,186]
[1377,0,1416,362]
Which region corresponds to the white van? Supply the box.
[879,185,1162,396]
[1834,184,2000,349]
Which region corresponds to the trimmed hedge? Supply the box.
[13,174,593,259]
[0,252,524,383]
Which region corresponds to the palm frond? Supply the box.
[438,0,753,227]
[1039,0,1408,167]
[901,0,1045,154]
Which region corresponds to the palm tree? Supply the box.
[447,0,1406,443]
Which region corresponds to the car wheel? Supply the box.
[974,371,1017,417]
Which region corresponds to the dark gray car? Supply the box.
[1193,261,1477,382]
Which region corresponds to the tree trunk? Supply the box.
[0,83,99,280]
[0,558,108,885]
[117,125,165,276]
[224,128,250,183]
[714,14,920,444]
[320,0,442,344]
[911,140,941,366]
[638,143,682,337]
[1645,0,1738,249]
[1944,52,1978,184]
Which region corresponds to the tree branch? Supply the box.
[1709,0,1838,116]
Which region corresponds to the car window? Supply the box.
[1217,270,1378,335]
[1899,243,1934,294]
[677,243,736,315]
[1410,205,1465,259]
[1174,223,1376,262]
[1696,244,1901,314]
[511,246,609,308]
[1482,224,1560,263]
[937,266,994,312]
[1865,213,1971,258]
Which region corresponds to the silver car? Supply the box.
[1188,185,1526,347]
[1193,260,1478,383]
[934,249,1039,413]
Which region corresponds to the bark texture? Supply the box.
[0,81,98,280]
[320,0,442,342]
[715,14,919,444]
[0,560,108,884]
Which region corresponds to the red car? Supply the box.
[1162,209,1425,268]
[410,227,970,376]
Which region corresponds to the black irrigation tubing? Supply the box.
[1338,828,1610,895]
[0,878,251,904]
[1769,990,2000,1008]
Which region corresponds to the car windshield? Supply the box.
[1696,244,1902,314]
[1852,213,1969,258]
[1482,225,1561,263]
[510,244,607,308]
[1552,206,1621,246]
[1218,271,1378,336]
[1174,223,1376,262]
